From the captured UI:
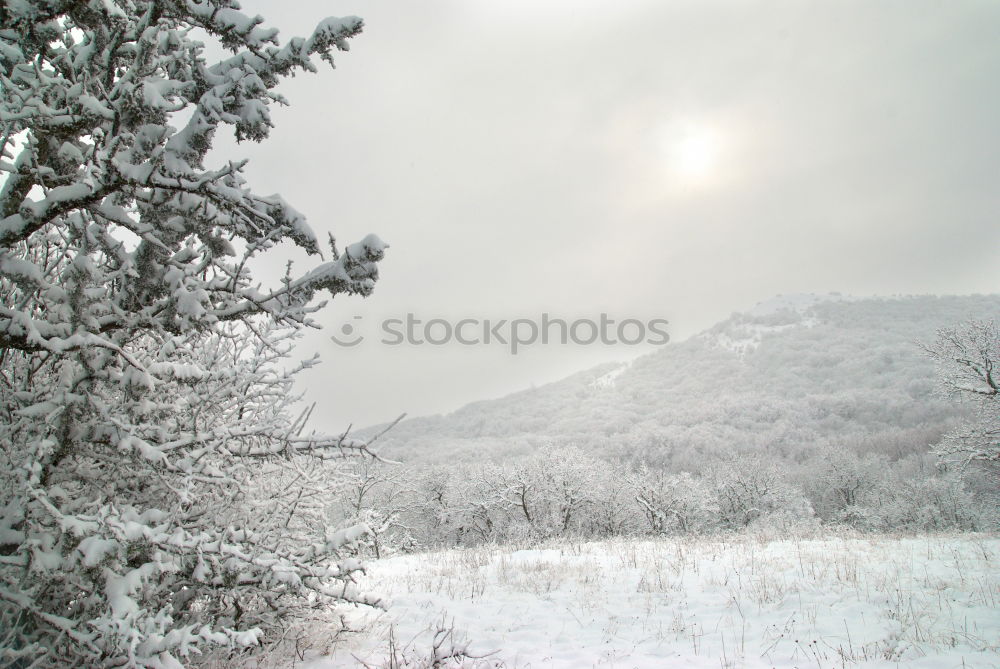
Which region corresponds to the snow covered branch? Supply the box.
[0,3,394,667]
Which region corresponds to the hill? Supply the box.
[371,294,999,470]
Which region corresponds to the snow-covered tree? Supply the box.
[329,458,422,558]
[629,466,717,534]
[0,2,390,666]
[801,449,887,522]
[523,447,602,537]
[707,457,812,530]
[923,320,999,472]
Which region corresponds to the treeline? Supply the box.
[329,446,997,555]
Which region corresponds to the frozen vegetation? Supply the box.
[310,533,1000,668]
[331,296,997,557]
[0,3,390,666]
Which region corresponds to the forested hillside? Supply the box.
[372,294,997,469]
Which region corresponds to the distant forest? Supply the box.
[333,295,998,552]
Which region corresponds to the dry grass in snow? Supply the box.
[302,533,999,668]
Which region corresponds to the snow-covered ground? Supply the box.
[307,533,999,668]
[589,361,632,390]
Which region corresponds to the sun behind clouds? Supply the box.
[660,123,722,186]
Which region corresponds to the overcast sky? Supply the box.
[218,0,1000,432]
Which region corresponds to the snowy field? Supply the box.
[305,533,1000,668]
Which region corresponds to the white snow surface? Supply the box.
[589,361,632,390]
[701,292,847,355]
[308,533,999,668]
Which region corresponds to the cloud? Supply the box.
[223,1,1000,429]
